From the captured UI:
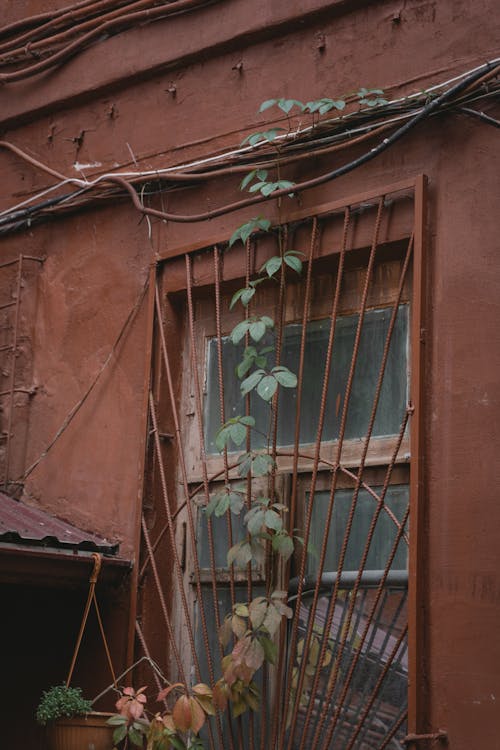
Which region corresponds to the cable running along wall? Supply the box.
[137,176,426,749]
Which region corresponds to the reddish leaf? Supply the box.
[172,695,192,732]
[157,682,184,703]
[189,697,206,734]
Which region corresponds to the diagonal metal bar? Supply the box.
[140,514,187,686]
[341,587,406,741]
[185,252,222,632]
[148,393,202,678]
[153,283,226,750]
[344,624,408,749]
[318,498,411,750]
[300,231,413,747]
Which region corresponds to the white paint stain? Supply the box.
[73,162,102,171]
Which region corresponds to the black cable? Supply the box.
[0,61,497,235]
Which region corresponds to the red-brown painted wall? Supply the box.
[1,1,499,747]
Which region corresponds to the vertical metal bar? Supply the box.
[280,208,350,749]
[184,253,223,630]
[287,200,384,750]
[184,257,231,750]
[270,217,318,750]
[127,264,156,668]
[213,246,236,612]
[408,174,428,733]
[4,254,23,490]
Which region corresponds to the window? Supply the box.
[146,179,426,750]
[181,242,411,747]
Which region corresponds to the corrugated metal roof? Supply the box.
[0,492,119,555]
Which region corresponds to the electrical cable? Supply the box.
[0,0,221,83]
[0,60,498,235]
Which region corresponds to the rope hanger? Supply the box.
[66,552,117,690]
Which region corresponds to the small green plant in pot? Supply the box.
[36,685,93,725]
[36,684,113,750]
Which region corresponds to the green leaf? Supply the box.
[205,494,220,518]
[259,99,276,112]
[272,532,294,560]
[240,170,257,190]
[265,509,283,531]
[107,715,127,726]
[256,375,278,401]
[284,254,302,274]
[259,635,278,665]
[214,493,230,517]
[113,725,128,744]
[249,320,266,342]
[261,256,282,277]
[129,727,145,747]
[231,320,250,344]
[246,508,265,535]
[237,452,253,477]
[229,217,271,248]
[319,101,334,114]
[170,735,188,750]
[230,288,246,310]
[229,491,245,515]
[228,540,253,567]
[239,415,255,427]
[272,366,297,388]
[260,315,274,328]
[215,426,230,453]
[259,182,275,197]
[249,181,267,193]
[263,128,284,142]
[241,287,256,307]
[276,180,295,192]
[252,453,275,477]
[236,356,253,379]
[230,421,247,446]
[240,369,265,396]
[278,99,295,114]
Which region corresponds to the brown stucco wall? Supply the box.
[0,0,499,747]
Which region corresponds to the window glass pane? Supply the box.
[292,587,407,748]
[306,484,408,576]
[204,306,408,453]
[197,507,248,569]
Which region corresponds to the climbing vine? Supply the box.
[109,86,386,750]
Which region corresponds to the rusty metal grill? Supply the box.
[0,255,43,491]
[137,177,426,749]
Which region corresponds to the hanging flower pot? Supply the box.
[45,711,114,750]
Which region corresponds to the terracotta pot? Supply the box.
[45,712,114,750]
